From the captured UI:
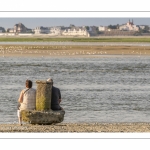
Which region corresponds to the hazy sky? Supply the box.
[0,18,149,29]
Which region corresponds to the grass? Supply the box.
[0,37,150,42]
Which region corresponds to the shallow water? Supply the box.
[0,41,150,46]
[0,55,150,124]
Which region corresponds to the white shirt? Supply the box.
[20,88,36,110]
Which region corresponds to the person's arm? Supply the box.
[18,90,24,103]
[59,99,61,104]
[58,89,61,104]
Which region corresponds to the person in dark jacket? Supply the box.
[47,78,63,110]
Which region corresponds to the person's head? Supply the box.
[26,80,32,88]
[47,78,53,85]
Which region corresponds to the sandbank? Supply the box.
[0,45,150,57]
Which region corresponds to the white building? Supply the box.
[7,28,14,33]
[34,26,61,35]
[139,25,146,30]
[98,26,108,31]
[34,26,90,37]
[34,26,50,34]
[13,23,27,33]
[49,27,61,35]
[88,26,98,36]
[6,23,32,33]
[119,20,139,31]
[62,27,90,37]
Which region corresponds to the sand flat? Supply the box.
[0,45,150,57]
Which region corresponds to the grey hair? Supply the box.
[47,78,53,83]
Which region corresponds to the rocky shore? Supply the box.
[1,123,150,132]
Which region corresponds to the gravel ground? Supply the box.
[1,123,150,132]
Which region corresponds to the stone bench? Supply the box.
[21,110,65,125]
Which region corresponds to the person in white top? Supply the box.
[17,80,36,125]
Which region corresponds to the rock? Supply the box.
[21,110,65,125]
[36,80,52,111]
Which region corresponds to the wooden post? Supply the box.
[36,80,52,111]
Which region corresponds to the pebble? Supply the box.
[0,123,150,132]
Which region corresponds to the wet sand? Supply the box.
[1,123,150,132]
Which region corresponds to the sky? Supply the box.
[0,18,150,29]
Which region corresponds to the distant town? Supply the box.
[0,19,150,37]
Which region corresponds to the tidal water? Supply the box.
[0,55,150,124]
[0,42,150,46]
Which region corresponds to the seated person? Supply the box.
[47,78,63,111]
[17,80,36,125]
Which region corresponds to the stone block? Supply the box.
[21,110,65,125]
[36,80,52,111]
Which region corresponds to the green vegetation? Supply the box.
[0,37,150,42]
[85,26,89,30]
[108,24,119,29]
[139,26,150,33]
[0,27,6,33]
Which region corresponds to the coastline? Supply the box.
[1,123,150,132]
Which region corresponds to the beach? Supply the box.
[1,123,150,132]
[1,43,150,133]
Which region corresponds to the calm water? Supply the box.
[0,42,150,46]
[0,55,150,124]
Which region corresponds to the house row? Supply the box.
[1,20,150,37]
[34,26,61,35]
[34,26,90,37]
[99,20,139,32]
[5,23,90,37]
